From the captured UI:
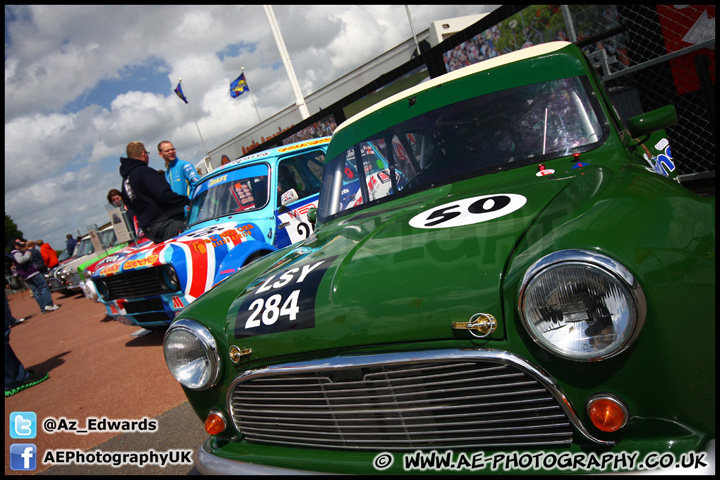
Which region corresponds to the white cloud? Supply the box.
[4,4,496,249]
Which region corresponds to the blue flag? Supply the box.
[174,82,188,104]
[230,73,249,98]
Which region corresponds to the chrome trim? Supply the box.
[163,318,221,390]
[587,393,629,430]
[197,438,330,475]
[452,313,498,338]
[197,436,715,475]
[206,409,229,433]
[226,348,613,447]
[517,249,647,362]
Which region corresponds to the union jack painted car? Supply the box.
[79,236,153,302]
[92,137,330,327]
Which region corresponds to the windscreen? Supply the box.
[188,163,270,226]
[318,76,606,222]
[99,229,117,248]
[75,239,95,257]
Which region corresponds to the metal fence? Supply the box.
[565,5,715,180]
[245,5,715,185]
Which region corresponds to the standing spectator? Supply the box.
[24,241,47,274]
[120,141,189,244]
[107,188,143,238]
[66,234,78,256]
[158,140,200,196]
[37,239,59,270]
[6,291,48,396]
[8,239,59,313]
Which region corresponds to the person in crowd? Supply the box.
[66,234,78,256]
[37,239,59,271]
[8,239,60,313]
[119,141,189,244]
[158,140,200,196]
[108,188,124,207]
[107,188,143,238]
[5,291,48,396]
[24,241,48,274]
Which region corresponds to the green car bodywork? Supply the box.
[164,42,714,474]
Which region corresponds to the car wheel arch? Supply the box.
[213,241,276,285]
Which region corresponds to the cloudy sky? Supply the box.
[5,5,498,252]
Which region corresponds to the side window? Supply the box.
[277,151,326,206]
[299,151,325,193]
[277,160,305,207]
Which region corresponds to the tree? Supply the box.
[5,212,24,252]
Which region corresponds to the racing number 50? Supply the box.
[409,194,527,229]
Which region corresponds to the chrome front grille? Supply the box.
[229,350,583,451]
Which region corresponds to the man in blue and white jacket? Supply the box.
[158,140,200,196]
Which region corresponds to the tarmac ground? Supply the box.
[5,288,205,475]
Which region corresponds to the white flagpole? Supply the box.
[178,78,209,156]
[405,5,421,56]
[242,67,262,123]
[263,5,310,120]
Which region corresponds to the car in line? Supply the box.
[47,232,97,294]
[92,137,331,328]
[163,42,715,475]
[48,225,124,295]
[43,248,72,291]
[79,235,153,302]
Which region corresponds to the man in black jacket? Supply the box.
[120,141,189,244]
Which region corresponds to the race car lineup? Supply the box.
[159,42,714,475]
[77,41,714,475]
[91,138,330,327]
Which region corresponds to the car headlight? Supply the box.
[162,265,181,292]
[518,250,646,362]
[163,319,221,390]
[94,279,110,301]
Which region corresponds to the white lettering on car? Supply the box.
[235,257,337,338]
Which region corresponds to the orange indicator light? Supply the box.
[587,395,628,433]
[204,412,227,435]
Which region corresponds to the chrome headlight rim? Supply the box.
[163,318,221,391]
[518,249,646,362]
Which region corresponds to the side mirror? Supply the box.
[307,207,317,225]
[627,105,678,138]
[280,188,299,207]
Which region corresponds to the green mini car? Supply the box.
[163,42,714,475]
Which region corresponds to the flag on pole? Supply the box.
[174,81,188,104]
[230,73,249,98]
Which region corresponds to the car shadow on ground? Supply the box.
[56,291,84,299]
[125,329,167,347]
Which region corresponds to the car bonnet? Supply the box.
[213,164,602,363]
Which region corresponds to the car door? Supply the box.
[273,150,326,249]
